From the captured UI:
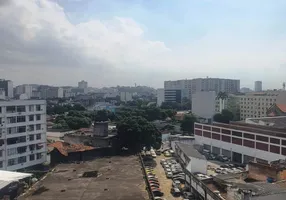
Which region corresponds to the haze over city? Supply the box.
[0,0,286,88]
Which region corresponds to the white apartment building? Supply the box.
[156,89,165,107]
[78,80,88,89]
[0,100,47,171]
[254,81,262,92]
[0,79,13,98]
[164,78,240,100]
[15,84,33,99]
[238,91,286,120]
[192,91,216,120]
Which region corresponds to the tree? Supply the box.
[213,109,234,124]
[117,116,162,152]
[180,114,197,135]
[65,116,91,130]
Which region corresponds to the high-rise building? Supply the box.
[238,91,286,120]
[156,89,165,107]
[192,91,216,121]
[0,100,47,171]
[0,79,13,98]
[78,80,88,89]
[164,78,240,100]
[254,81,262,92]
[39,87,63,99]
[15,84,33,99]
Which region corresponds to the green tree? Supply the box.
[180,114,197,135]
[213,109,234,124]
[117,116,162,152]
[65,116,91,130]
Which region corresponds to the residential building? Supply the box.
[0,100,47,171]
[192,91,216,121]
[40,87,64,99]
[194,118,286,164]
[164,78,240,100]
[156,88,165,107]
[254,81,262,92]
[238,91,286,120]
[215,94,240,120]
[120,92,133,102]
[78,80,88,93]
[15,84,33,99]
[0,79,13,98]
[240,87,252,93]
[0,89,5,100]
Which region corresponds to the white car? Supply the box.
[166,172,173,179]
[165,168,171,172]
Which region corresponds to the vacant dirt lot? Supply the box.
[21,156,148,200]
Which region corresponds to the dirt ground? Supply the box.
[153,155,182,200]
[21,156,148,200]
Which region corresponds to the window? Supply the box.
[7,148,17,156]
[232,131,242,137]
[203,131,211,138]
[29,105,34,112]
[29,115,34,121]
[212,127,220,133]
[29,135,34,141]
[8,158,16,166]
[270,145,280,154]
[244,133,255,139]
[16,106,26,113]
[18,156,26,164]
[36,114,41,121]
[7,117,16,124]
[28,125,35,131]
[17,116,26,123]
[0,161,3,168]
[29,144,35,151]
[0,107,1,113]
[36,124,41,130]
[195,129,202,136]
[18,126,26,133]
[36,133,41,140]
[7,136,26,145]
[6,106,16,113]
[0,150,2,157]
[203,126,211,131]
[36,153,42,159]
[7,127,17,134]
[256,142,268,151]
[36,105,41,111]
[195,124,202,129]
[222,135,231,143]
[282,140,286,146]
[221,129,231,135]
[212,133,220,140]
[30,154,35,161]
[17,146,27,154]
[256,135,269,142]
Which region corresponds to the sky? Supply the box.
[0,0,286,89]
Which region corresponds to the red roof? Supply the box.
[48,141,94,156]
[277,104,286,113]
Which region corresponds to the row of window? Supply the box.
[195,127,286,145]
[7,124,42,134]
[7,133,42,145]
[240,98,276,101]
[3,105,42,113]
[7,143,44,156]
[7,153,43,166]
[195,130,286,155]
[6,115,42,124]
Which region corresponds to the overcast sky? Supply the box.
[0,0,286,89]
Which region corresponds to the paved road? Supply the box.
[153,155,182,200]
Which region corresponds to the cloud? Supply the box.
[0,0,285,88]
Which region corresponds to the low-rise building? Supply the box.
[194,117,286,164]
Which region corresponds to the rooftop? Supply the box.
[48,141,94,156]
[176,142,206,160]
[20,156,148,200]
[0,170,32,190]
[245,116,286,129]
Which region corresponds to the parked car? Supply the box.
[165,168,172,172]
[160,159,166,165]
[217,155,229,162]
[183,191,195,199]
[172,180,181,187]
[166,172,173,179]
[164,151,171,157]
[171,187,181,197]
[156,150,162,155]
[154,197,166,200]
[169,150,175,155]
[152,190,164,197]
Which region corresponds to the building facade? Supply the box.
[192,91,216,120]
[120,92,133,102]
[156,88,165,107]
[164,78,240,100]
[164,89,186,103]
[254,81,262,92]
[0,100,47,170]
[238,91,286,120]
[194,121,286,164]
[0,79,13,98]
[15,85,33,99]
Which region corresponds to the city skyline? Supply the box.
[0,0,286,88]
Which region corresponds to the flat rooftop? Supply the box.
[21,156,148,200]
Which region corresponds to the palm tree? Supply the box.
[217,92,228,112]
